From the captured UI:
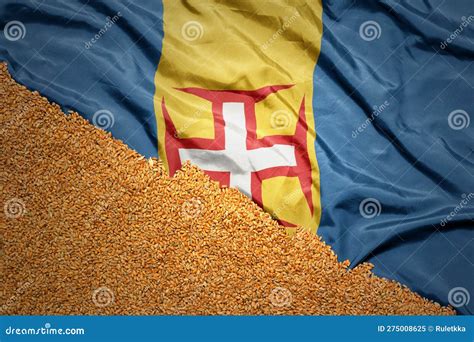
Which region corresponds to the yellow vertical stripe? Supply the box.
[154,0,323,233]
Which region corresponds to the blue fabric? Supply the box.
[0,0,472,314]
[315,0,473,315]
[0,0,162,157]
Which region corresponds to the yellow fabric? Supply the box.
[154,0,323,233]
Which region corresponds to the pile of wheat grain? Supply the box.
[0,63,454,315]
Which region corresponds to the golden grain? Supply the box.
[0,63,454,315]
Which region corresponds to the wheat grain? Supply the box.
[0,63,454,315]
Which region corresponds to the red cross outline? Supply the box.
[161,85,314,226]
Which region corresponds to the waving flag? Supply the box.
[0,0,472,314]
[154,1,322,232]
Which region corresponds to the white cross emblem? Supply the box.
[178,102,296,196]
